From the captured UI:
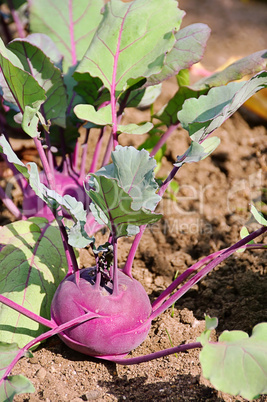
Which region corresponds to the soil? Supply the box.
[1,0,267,401]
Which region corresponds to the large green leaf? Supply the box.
[147,23,211,85]
[0,38,46,137]
[178,71,267,142]
[0,342,34,401]
[0,219,68,347]
[29,0,104,72]
[90,146,161,211]
[89,175,162,238]
[192,49,267,91]
[8,38,67,127]
[75,0,184,94]
[199,323,267,400]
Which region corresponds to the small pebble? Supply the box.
[82,390,101,400]
[36,367,46,380]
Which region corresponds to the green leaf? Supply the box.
[147,23,211,85]
[192,49,267,91]
[0,134,29,179]
[8,38,67,127]
[0,374,35,402]
[0,219,68,347]
[89,175,162,238]
[200,323,267,400]
[156,86,202,126]
[75,0,184,94]
[21,33,63,67]
[205,315,218,331]
[174,137,220,167]
[0,38,46,137]
[90,146,161,211]
[29,0,104,72]
[178,71,267,142]
[117,122,153,135]
[0,343,35,402]
[74,104,112,126]
[251,204,267,226]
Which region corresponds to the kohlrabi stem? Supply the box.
[44,130,55,174]
[56,217,79,275]
[150,124,179,157]
[123,225,146,277]
[0,185,26,219]
[158,164,181,198]
[150,226,267,321]
[97,342,202,365]
[89,127,104,174]
[79,128,90,183]
[102,130,114,166]
[0,312,93,388]
[152,243,266,311]
[0,294,55,328]
[112,234,119,296]
[7,0,26,38]
[33,137,55,190]
[124,164,182,276]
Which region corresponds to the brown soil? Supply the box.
[1,0,267,401]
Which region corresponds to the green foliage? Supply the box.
[0,219,68,347]
[75,0,184,93]
[199,323,267,400]
[178,71,267,142]
[29,0,104,72]
[0,342,34,402]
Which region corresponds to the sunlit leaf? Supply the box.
[0,343,34,402]
[192,49,267,91]
[29,0,104,72]
[8,38,67,127]
[174,137,220,167]
[90,146,161,211]
[0,38,46,137]
[0,219,68,347]
[200,323,267,400]
[75,0,184,93]
[178,71,267,142]
[147,23,211,85]
[89,175,162,238]
[251,204,267,226]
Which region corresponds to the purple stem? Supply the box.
[72,140,79,171]
[0,294,55,329]
[79,128,90,183]
[34,138,79,275]
[97,342,202,365]
[150,226,267,321]
[0,185,26,219]
[150,124,179,157]
[89,127,105,174]
[33,137,55,190]
[124,164,182,276]
[102,130,114,167]
[0,312,93,387]
[112,233,119,296]
[123,225,146,277]
[152,243,265,311]
[7,0,26,38]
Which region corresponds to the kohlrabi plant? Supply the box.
[0,0,267,401]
